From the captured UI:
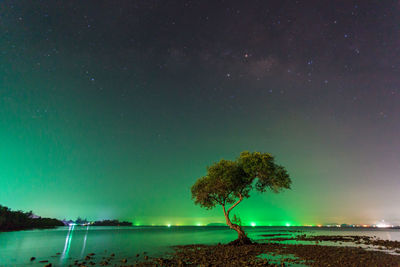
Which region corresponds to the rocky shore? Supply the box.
[263,233,400,252]
[136,234,400,266]
[137,241,400,266]
[29,235,400,266]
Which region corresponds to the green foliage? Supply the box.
[231,214,242,227]
[191,151,292,209]
[239,151,291,193]
[0,205,64,231]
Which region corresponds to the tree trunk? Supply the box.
[222,198,252,245]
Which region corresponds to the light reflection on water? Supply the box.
[1,226,400,266]
[79,226,89,258]
[60,224,74,264]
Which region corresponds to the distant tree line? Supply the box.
[92,219,132,226]
[0,205,64,231]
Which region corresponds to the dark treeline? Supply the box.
[0,205,64,231]
[92,219,132,226]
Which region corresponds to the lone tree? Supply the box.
[191,151,291,245]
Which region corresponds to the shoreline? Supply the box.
[3,224,400,233]
[0,225,62,233]
[10,233,400,266]
[135,233,400,266]
[29,234,400,266]
[137,239,400,266]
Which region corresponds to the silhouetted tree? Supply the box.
[0,205,64,231]
[191,151,291,245]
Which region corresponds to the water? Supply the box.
[1,226,400,266]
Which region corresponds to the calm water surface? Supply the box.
[1,226,400,266]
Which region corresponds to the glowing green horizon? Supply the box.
[1,1,399,227]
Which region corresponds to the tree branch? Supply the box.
[227,193,243,214]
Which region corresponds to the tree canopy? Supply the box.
[191,151,292,244]
[191,151,291,209]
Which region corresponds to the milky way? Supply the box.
[0,1,399,225]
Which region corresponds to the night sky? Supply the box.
[1,1,399,226]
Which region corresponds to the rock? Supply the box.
[39,260,48,263]
[135,238,400,266]
[110,253,115,257]
[44,264,52,267]
[30,257,36,261]
[121,258,127,263]
[136,254,139,257]
[99,260,109,266]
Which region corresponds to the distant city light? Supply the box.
[376,220,392,228]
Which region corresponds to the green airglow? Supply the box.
[1,1,398,226]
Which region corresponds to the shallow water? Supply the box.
[1,226,400,266]
[258,253,308,267]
